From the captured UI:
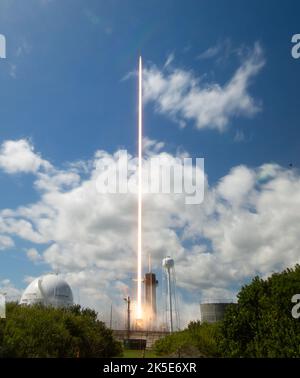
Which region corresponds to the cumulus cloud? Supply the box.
[26,248,42,262]
[0,217,46,244]
[143,43,265,131]
[0,279,22,301]
[217,165,255,207]
[0,235,14,250]
[0,139,51,174]
[1,140,300,326]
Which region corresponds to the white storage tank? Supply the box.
[200,302,233,323]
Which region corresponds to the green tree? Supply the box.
[220,265,300,357]
[0,302,122,358]
[154,321,221,357]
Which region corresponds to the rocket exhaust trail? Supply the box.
[137,56,143,320]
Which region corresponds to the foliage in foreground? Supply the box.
[155,265,300,358]
[0,302,122,358]
[219,265,300,357]
[154,321,222,357]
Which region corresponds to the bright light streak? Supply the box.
[137,56,143,320]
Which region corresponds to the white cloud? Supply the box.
[9,64,17,79]
[234,129,246,142]
[0,139,51,174]
[1,140,300,326]
[0,217,46,244]
[143,43,265,131]
[16,39,32,57]
[197,39,233,61]
[0,235,14,250]
[0,279,22,301]
[164,53,175,68]
[143,137,165,155]
[35,170,81,192]
[198,43,223,60]
[217,165,255,207]
[26,248,42,262]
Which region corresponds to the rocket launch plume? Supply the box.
[137,56,143,320]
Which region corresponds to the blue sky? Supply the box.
[0,0,300,324]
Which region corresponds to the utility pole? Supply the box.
[109,303,113,329]
[124,296,131,339]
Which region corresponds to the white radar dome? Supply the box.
[19,274,73,308]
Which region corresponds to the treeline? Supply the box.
[154,264,300,358]
[0,303,122,358]
[1,264,299,358]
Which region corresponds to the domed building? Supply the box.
[19,274,74,308]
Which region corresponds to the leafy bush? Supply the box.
[0,303,122,358]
